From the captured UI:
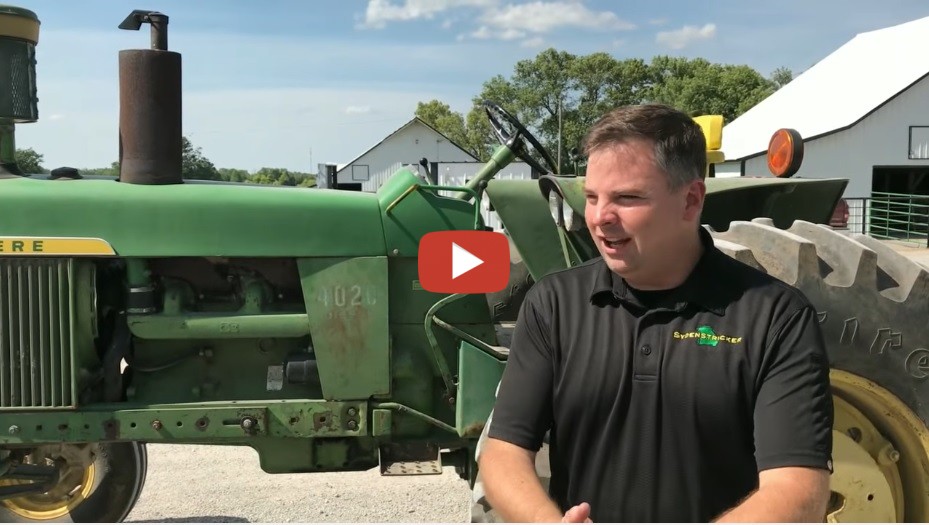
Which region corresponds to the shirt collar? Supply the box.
[588,227,728,315]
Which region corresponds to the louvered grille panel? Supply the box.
[0,258,74,408]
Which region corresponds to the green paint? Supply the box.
[0,400,366,446]
[483,179,568,280]
[127,312,311,339]
[298,256,391,400]
[0,177,387,257]
[455,341,505,438]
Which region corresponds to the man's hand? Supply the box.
[479,437,578,522]
[562,502,592,522]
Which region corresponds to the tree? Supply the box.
[217,168,250,183]
[15,148,46,174]
[414,50,780,173]
[646,56,776,122]
[770,67,793,89]
[415,100,472,153]
[182,136,220,180]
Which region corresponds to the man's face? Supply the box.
[583,138,705,289]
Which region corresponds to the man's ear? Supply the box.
[683,179,706,221]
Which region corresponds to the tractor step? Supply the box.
[378,443,443,476]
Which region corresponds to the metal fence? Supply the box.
[843,193,929,247]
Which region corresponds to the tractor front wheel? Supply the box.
[0,441,147,523]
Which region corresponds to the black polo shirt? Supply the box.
[487,227,833,523]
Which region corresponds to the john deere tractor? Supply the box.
[0,6,927,523]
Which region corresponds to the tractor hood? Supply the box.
[0,176,387,257]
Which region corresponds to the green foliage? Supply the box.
[415,100,469,151]
[182,136,220,181]
[77,136,316,187]
[15,147,46,174]
[415,49,787,173]
[647,56,775,120]
[770,67,794,89]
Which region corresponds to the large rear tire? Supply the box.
[471,219,929,522]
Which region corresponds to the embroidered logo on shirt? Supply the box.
[673,325,743,346]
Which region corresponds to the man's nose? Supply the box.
[591,203,616,226]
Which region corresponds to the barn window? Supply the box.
[352,165,370,181]
[908,126,929,159]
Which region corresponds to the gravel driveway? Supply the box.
[125,444,473,523]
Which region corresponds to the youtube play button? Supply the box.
[418,230,510,294]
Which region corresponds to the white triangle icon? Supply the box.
[452,242,484,279]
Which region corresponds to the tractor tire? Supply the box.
[470,219,929,522]
[0,441,148,523]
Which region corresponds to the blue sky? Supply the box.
[10,0,929,173]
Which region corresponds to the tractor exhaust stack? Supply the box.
[117,10,182,185]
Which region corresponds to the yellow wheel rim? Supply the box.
[0,450,96,520]
[828,369,929,522]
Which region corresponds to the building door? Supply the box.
[870,166,929,242]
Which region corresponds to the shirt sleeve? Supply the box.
[486,284,555,452]
[754,304,834,472]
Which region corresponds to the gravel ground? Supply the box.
[124,444,474,523]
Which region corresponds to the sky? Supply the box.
[8,0,929,173]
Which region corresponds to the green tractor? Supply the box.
[0,6,927,523]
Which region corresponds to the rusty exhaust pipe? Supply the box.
[117,10,182,185]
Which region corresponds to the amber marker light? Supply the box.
[766,128,804,178]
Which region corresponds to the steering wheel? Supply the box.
[483,100,559,175]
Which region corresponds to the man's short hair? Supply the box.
[582,104,707,189]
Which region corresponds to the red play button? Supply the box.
[418,230,510,294]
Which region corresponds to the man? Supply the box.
[477,104,834,523]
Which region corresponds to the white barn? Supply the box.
[717,16,929,207]
[318,116,535,231]
[318,117,479,191]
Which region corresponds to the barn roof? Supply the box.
[337,117,478,173]
[722,15,929,161]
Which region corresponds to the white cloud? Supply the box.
[521,36,545,48]
[359,0,497,29]
[478,1,635,36]
[47,114,65,121]
[469,25,494,39]
[345,106,372,114]
[656,23,717,50]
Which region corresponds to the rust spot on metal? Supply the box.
[196,416,209,431]
[118,44,182,185]
[313,411,334,431]
[324,296,371,365]
[102,419,120,440]
[462,422,485,437]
